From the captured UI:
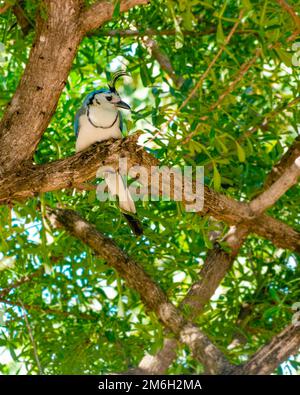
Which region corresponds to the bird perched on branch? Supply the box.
[74,71,143,236]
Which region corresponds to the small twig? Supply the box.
[49,207,232,374]
[277,0,300,29]
[18,299,44,375]
[0,267,44,298]
[92,27,257,38]
[203,49,262,117]
[142,37,185,88]
[182,48,262,144]
[164,11,244,124]
[0,297,95,320]
[250,156,300,215]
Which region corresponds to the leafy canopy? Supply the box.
[0,0,299,374]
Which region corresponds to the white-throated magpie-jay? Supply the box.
[74,71,143,236]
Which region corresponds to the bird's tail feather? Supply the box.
[123,213,143,236]
[104,171,136,213]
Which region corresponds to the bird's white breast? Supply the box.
[76,107,122,152]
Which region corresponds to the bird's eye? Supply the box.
[106,96,112,102]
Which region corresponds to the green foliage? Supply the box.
[0,0,299,374]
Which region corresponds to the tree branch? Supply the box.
[276,0,300,30]
[136,225,248,374]
[136,132,300,373]
[238,96,300,144]
[154,10,244,146]
[0,0,149,173]
[0,135,299,253]
[18,298,44,375]
[142,37,185,88]
[265,135,300,189]
[0,2,11,15]
[79,0,150,33]
[250,156,300,215]
[0,267,44,298]
[237,324,300,375]
[48,207,233,374]
[12,1,32,36]
[0,297,96,320]
[92,27,257,38]
[183,48,262,144]
[0,0,82,172]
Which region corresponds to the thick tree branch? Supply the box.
[79,0,149,33]
[49,207,232,374]
[237,324,300,375]
[0,0,149,173]
[250,156,300,215]
[0,135,299,253]
[0,2,10,14]
[93,27,257,38]
[142,37,185,88]
[136,226,248,374]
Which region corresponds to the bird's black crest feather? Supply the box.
[123,213,143,237]
[108,70,129,93]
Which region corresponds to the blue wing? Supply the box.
[74,106,86,138]
[74,88,110,138]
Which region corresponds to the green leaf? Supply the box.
[241,0,252,10]
[113,0,121,18]
[275,48,292,67]
[213,165,221,190]
[236,142,246,162]
[140,64,150,87]
[217,21,224,44]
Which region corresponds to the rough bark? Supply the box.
[136,226,247,374]
[0,0,149,173]
[0,136,299,253]
[250,156,300,214]
[0,0,82,173]
[0,0,299,376]
[50,207,300,376]
[237,324,300,375]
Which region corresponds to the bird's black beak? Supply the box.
[115,100,131,110]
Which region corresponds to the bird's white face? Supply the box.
[91,91,131,112]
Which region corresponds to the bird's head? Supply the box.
[87,71,131,111]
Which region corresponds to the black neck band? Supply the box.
[87,108,119,129]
